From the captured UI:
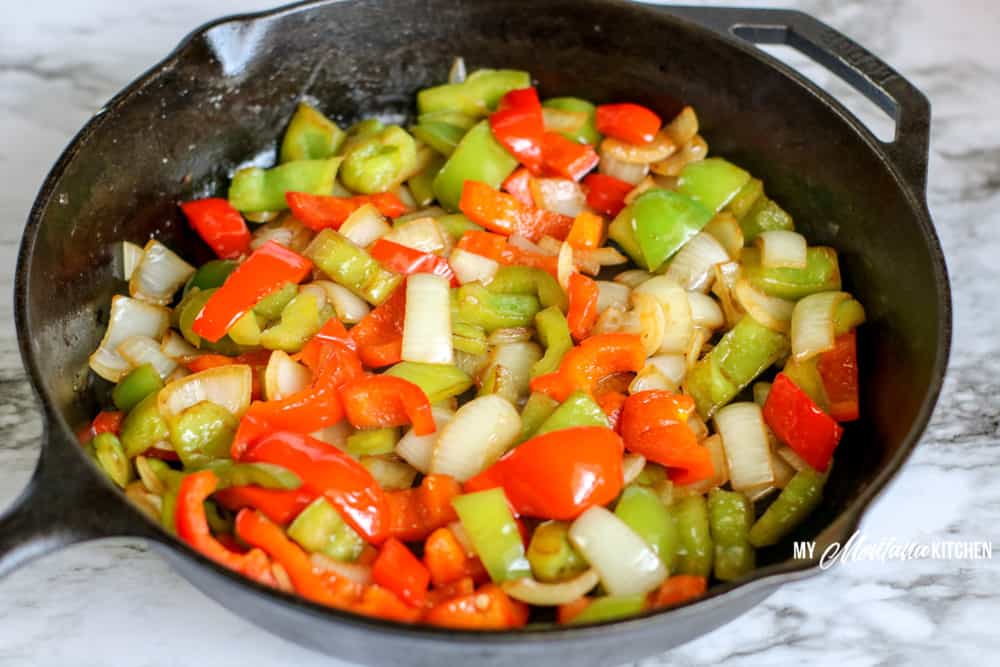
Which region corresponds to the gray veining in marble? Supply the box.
[1,1,998,666]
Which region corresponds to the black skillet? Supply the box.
[2,1,950,665]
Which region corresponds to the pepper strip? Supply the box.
[529,333,646,402]
[340,375,436,435]
[347,286,406,368]
[541,132,599,181]
[456,230,558,276]
[489,88,545,174]
[583,173,632,217]
[459,181,572,242]
[180,198,251,260]
[369,239,457,284]
[763,373,843,472]
[286,191,407,231]
[566,273,599,342]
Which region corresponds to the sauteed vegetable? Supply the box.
[84,61,864,628]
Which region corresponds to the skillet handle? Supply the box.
[660,6,931,194]
[0,424,163,578]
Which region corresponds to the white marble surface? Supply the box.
[2,1,998,665]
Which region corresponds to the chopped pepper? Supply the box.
[280,101,345,163]
[424,583,528,629]
[817,330,860,422]
[432,120,519,212]
[502,167,535,207]
[519,392,560,442]
[595,103,661,145]
[676,158,751,212]
[672,495,713,577]
[619,391,713,483]
[286,191,407,231]
[120,392,170,458]
[742,246,841,300]
[566,273,600,341]
[568,595,648,625]
[487,265,567,312]
[490,87,545,173]
[287,496,366,561]
[610,189,713,272]
[383,361,473,404]
[340,125,418,195]
[92,432,132,488]
[112,363,163,413]
[418,68,531,118]
[369,238,456,284]
[541,132,599,181]
[385,474,462,542]
[451,282,540,333]
[229,158,341,212]
[531,307,573,378]
[372,538,431,608]
[456,230,558,276]
[259,291,324,352]
[180,198,251,260]
[451,488,531,583]
[748,467,826,547]
[526,520,588,583]
[305,229,403,305]
[614,485,678,572]
[583,173,632,217]
[339,375,436,436]
[542,97,601,145]
[459,181,572,242]
[707,489,755,581]
[530,333,646,402]
[763,373,843,472]
[348,286,405,368]
[534,391,609,436]
[169,400,238,467]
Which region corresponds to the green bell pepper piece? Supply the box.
[418,68,531,117]
[200,460,302,490]
[525,520,588,583]
[112,363,164,413]
[724,176,764,221]
[432,120,518,211]
[612,190,714,272]
[451,283,540,332]
[615,485,678,573]
[229,157,341,212]
[120,392,170,458]
[569,595,648,625]
[708,489,756,581]
[677,157,751,212]
[185,259,237,295]
[342,119,385,150]
[542,97,601,145]
[742,247,842,300]
[412,122,466,157]
[383,361,473,403]
[288,497,366,561]
[306,229,403,305]
[169,400,237,468]
[487,266,568,312]
[531,306,573,378]
[749,467,827,547]
[782,357,830,412]
[635,462,669,488]
[92,432,132,488]
[452,488,531,583]
[340,125,417,194]
[408,153,446,207]
[253,282,298,321]
[608,204,649,270]
[834,298,866,335]
[259,291,323,352]
[437,213,483,241]
[451,321,488,356]
[740,195,794,242]
[534,391,608,436]
[280,102,345,163]
[346,427,401,457]
[519,392,560,442]
[227,310,261,346]
[687,315,789,419]
[673,495,713,577]
[417,110,477,130]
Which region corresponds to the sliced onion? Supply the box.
[649,354,687,386]
[734,279,795,333]
[89,296,171,382]
[121,241,144,281]
[687,292,724,330]
[340,203,391,248]
[621,292,665,356]
[117,335,178,380]
[383,217,447,254]
[665,232,728,292]
[599,151,649,185]
[758,230,807,269]
[711,261,745,328]
[264,350,311,400]
[430,395,521,482]
[250,216,313,252]
[635,276,692,355]
[593,306,627,336]
[448,56,466,84]
[361,455,418,490]
[396,206,446,223]
[753,381,772,406]
[790,291,849,361]
[393,182,418,209]
[629,363,673,394]
[311,553,373,586]
[531,178,586,217]
[244,209,281,223]
[485,342,543,406]
[622,453,646,486]
[311,280,369,323]
[487,327,534,345]
[454,349,490,381]
[664,106,699,147]
[596,281,630,314]
[449,248,499,285]
[685,326,711,369]
[574,246,628,276]
[650,135,708,177]
[534,235,563,256]
[165,367,191,383]
[297,283,329,311]
[542,107,588,134]
[714,402,775,492]
[777,445,811,472]
[158,364,252,420]
[311,420,353,450]
[395,407,454,473]
[601,130,676,165]
[687,412,710,441]
[623,176,657,206]
[703,212,744,261]
[129,240,195,305]
[402,273,453,364]
[160,329,198,361]
[569,506,667,596]
[770,447,797,488]
[503,569,600,606]
[557,242,574,290]
[614,269,653,288]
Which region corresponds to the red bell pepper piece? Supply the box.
[241,431,390,543]
[502,167,535,207]
[423,528,487,587]
[529,333,646,402]
[456,230,559,276]
[817,331,860,422]
[424,583,529,630]
[648,575,708,609]
[192,241,313,343]
[372,538,431,608]
[369,239,457,284]
[490,88,545,173]
[619,390,712,482]
[180,198,252,260]
[352,585,422,623]
[340,375,436,436]
[583,173,633,217]
[595,103,662,145]
[214,486,316,525]
[763,373,844,472]
[81,410,124,444]
[541,132,599,181]
[465,427,624,520]
[286,191,408,231]
[595,390,627,431]
[348,286,406,368]
[385,474,462,542]
[424,576,477,610]
[566,272,600,341]
[175,471,275,586]
[458,181,572,242]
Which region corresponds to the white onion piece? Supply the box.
[430,395,521,482]
[264,350,311,400]
[622,453,646,486]
[628,364,672,394]
[314,280,370,323]
[486,342,543,406]
[383,217,447,254]
[790,291,849,361]
[487,327,534,345]
[712,261,745,328]
[129,240,195,305]
[714,402,775,492]
[361,456,418,490]
[503,569,600,606]
[448,56,466,84]
[665,232,729,292]
[664,106,699,147]
[535,235,563,256]
[599,152,649,185]
[673,434,728,493]
[297,283,329,311]
[393,183,418,209]
[542,108,588,134]
[651,135,708,177]
[601,131,676,165]
[165,367,190,383]
[117,335,178,380]
[449,248,499,285]
[687,292,724,330]
[622,292,665,356]
[592,306,626,336]
[614,269,653,288]
[160,329,198,361]
[687,412,710,442]
[703,212,744,261]
[557,243,574,290]
[623,176,657,206]
[121,241,144,281]
[396,206,446,223]
[569,506,667,596]
[648,354,688,386]
[770,448,797,488]
[447,521,477,557]
[686,326,711,369]
[531,178,586,217]
[402,273,453,364]
[577,246,628,269]
[777,445,811,472]
[596,281,631,314]
[734,279,795,333]
[311,553,373,586]
[634,276,692,355]
[158,365,252,419]
[311,420,353,450]
[758,230,807,269]
[250,217,310,252]
[340,203,391,248]
[753,381,772,407]
[395,407,454,473]
[89,296,171,382]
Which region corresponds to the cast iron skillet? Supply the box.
[2,1,950,665]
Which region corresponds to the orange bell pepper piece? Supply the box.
[214,486,316,525]
[424,584,529,630]
[647,575,708,609]
[340,375,435,435]
[352,584,423,623]
[424,576,476,610]
[557,597,592,625]
[286,191,408,231]
[565,211,604,250]
[385,474,462,542]
[540,131,599,181]
[423,527,487,587]
[372,538,431,608]
[619,391,712,483]
[566,272,600,341]
[459,181,572,242]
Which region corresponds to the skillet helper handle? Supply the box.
[0,425,162,578]
[661,6,931,194]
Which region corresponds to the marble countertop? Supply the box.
[2,1,998,665]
